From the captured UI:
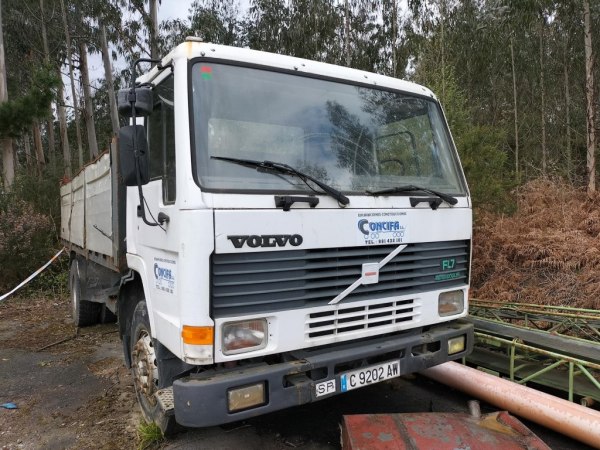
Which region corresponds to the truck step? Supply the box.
[155,387,175,412]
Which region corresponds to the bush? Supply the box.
[0,194,56,292]
[456,124,516,213]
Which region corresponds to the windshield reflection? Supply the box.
[192,62,465,196]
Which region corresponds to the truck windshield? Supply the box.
[191,62,466,196]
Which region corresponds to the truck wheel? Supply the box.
[100,305,117,324]
[70,259,101,327]
[130,300,176,434]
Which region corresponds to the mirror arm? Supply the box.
[130,58,164,229]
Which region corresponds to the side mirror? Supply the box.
[118,87,153,117]
[118,125,149,186]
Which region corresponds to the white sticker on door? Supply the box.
[153,257,177,295]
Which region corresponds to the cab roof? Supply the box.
[138,39,437,101]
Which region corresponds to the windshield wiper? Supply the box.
[211,156,349,206]
[365,184,457,206]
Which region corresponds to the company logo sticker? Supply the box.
[153,257,176,294]
[356,212,407,245]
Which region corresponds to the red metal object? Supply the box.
[341,411,551,450]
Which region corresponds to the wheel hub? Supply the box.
[132,330,159,406]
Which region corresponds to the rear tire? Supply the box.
[70,259,101,327]
[130,300,177,435]
[100,305,117,324]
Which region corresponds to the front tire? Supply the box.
[70,259,101,327]
[130,300,176,434]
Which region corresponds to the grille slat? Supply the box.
[307,310,415,333]
[213,255,468,282]
[213,259,468,288]
[306,299,421,339]
[212,243,468,271]
[211,240,469,316]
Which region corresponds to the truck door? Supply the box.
[132,72,181,339]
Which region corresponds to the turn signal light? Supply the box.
[182,325,214,345]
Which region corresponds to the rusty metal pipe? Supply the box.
[421,362,600,449]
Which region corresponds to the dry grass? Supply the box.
[471,178,600,309]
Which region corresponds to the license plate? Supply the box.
[340,360,400,392]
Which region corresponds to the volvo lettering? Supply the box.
[227,234,303,248]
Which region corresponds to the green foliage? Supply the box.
[14,168,62,226]
[414,64,515,212]
[0,66,59,139]
[457,125,516,213]
[137,421,163,449]
[22,253,69,300]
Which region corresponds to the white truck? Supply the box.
[61,38,473,432]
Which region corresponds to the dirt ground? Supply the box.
[0,293,139,450]
[0,289,592,450]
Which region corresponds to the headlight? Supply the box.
[222,319,267,355]
[438,290,464,316]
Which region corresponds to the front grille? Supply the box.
[211,240,469,317]
[306,298,419,339]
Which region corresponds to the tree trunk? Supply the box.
[564,37,572,182]
[440,0,447,103]
[79,42,98,159]
[344,0,350,67]
[539,16,547,176]
[1,138,13,188]
[40,0,56,170]
[23,132,32,168]
[32,120,45,175]
[150,0,159,60]
[584,0,596,194]
[0,0,14,189]
[100,25,119,136]
[60,0,84,168]
[57,77,71,178]
[391,0,397,77]
[510,36,519,182]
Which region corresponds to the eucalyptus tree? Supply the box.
[1,0,62,179]
[284,0,341,63]
[583,0,595,194]
[60,0,84,166]
[161,0,244,50]
[340,0,381,71]
[246,0,290,54]
[0,0,12,188]
[116,0,161,63]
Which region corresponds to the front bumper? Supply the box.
[173,320,473,427]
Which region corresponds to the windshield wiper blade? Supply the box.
[365,184,457,206]
[211,156,350,206]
